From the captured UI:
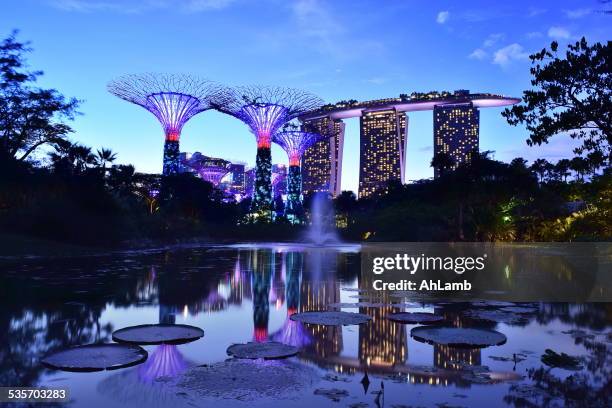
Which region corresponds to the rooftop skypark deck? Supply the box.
[300,90,520,120]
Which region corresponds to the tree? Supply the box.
[555,159,571,182]
[48,140,96,176]
[430,152,455,176]
[530,158,550,183]
[0,31,79,162]
[503,38,611,167]
[96,147,117,178]
[570,156,589,182]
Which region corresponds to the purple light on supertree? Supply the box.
[273,128,328,223]
[108,73,222,175]
[214,86,323,220]
[215,86,323,148]
[273,130,325,166]
[181,153,231,186]
[137,344,188,384]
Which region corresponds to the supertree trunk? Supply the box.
[251,146,273,221]
[285,164,303,223]
[163,139,180,175]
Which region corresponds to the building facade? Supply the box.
[301,117,345,196]
[433,103,479,178]
[228,163,246,195]
[359,109,407,198]
[272,164,287,198]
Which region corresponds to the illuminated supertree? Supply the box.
[273,128,327,223]
[214,86,323,221]
[108,73,222,175]
[181,152,231,186]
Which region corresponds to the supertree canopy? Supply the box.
[181,152,231,186]
[273,129,327,223]
[214,86,323,221]
[108,73,222,176]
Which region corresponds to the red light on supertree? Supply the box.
[213,85,323,221]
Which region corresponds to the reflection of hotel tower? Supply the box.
[358,271,407,368]
[433,103,479,178]
[433,307,481,384]
[299,256,342,359]
[302,117,345,196]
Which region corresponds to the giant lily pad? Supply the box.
[227,342,299,360]
[42,343,147,372]
[112,324,204,345]
[177,359,319,402]
[387,312,444,324]
[411,327,507,347]
[290,311,371,326]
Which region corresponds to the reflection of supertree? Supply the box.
[181,152,231,186]
[214,86,323,220]
[108,73,222,175]
[138,344,188,383]
[98,344,189,407]
[271,252,312,347]
[273,129,326,223]
[251,250,274,341]
[285,252,302,314]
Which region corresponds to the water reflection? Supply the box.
[0,245,609,407]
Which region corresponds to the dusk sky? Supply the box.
[3,0,610,193]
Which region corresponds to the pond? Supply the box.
[0,244,610,407]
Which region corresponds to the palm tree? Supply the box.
[96,147,117,176]
[71,145,96,174]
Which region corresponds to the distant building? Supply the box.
[301,117,345,196]
[228,163,246,195]
[358,109,407,198]
[433,103,479,178]
[298,90,517,197]
[245,168,255,197]
[272,164,287,198]
[180,152,231,186]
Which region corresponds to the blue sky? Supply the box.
[3,0,610,192]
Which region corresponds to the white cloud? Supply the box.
[436,11,450,24]
[469,48,487,60]
[525,31,543,39]
[548,26,571,39]
[493,43,529,67]
[49,0,234,13]
[292,0,342,41]
[365,77,387,85]
[483,33,504,48]
[526,7,547,17]
[564,8,591,19]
